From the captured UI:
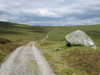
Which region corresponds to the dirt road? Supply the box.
[0,42,55,75]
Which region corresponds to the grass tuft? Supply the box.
[62,48,100,75]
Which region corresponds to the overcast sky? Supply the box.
[0,0,100,26]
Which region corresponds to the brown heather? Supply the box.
[62,49,100,75]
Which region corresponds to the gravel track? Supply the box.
[0,42,55,75]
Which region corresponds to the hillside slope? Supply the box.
[36,24,100,75]
[0,21,53,63]
[0,21,100,75]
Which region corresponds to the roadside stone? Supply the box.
[65,30,97,49]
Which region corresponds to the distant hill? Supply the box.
[0,21,53,41]
[0,21,53,63]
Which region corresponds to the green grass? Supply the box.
[0,21,53,63]
[62,48,100,75]
[0,21,100,75]
[36,25,100,75]
[0,21,54,43]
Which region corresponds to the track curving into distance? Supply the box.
[0,42,55,75]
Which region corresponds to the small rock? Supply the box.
[53,48,62,51]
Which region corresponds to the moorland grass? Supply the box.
[0,21,53,63]
[62,48,100,75]
[0,21,100,75]
[36,24,100,75]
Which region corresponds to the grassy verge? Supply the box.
[36,25,100,75]
[36,41,100,75]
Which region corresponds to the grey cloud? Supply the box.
[0,0,100,25]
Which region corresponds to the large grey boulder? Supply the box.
[65,30,97,49]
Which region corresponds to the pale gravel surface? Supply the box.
[41,29,55,41]
[0,42,55,75]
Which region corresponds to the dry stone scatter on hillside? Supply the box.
[65,30,97,49]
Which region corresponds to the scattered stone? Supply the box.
[65,30,97,49]
[53,48,62,51]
